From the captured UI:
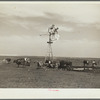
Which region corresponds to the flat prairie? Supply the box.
[0,56,100,88]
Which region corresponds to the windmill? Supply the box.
[40,24,59,62]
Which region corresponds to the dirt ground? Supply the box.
[0,60,100,88]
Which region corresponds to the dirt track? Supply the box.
[0,61,100,88]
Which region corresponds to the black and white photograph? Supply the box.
[0,1,100,90]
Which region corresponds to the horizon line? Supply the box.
[0,54,100,59]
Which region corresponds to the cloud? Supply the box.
[0,11,74,37]
[0,11,100,42]
[0,2,100,57]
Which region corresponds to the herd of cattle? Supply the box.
[2,58,31,67]
[37,59,98,71]
[1,58,98,71]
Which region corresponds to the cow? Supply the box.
[36,61,48,71]
[3,58,11,64]
[92,60,97,67]
[55,61,60,69]
[92,60,97,71]
[58,60,66,70]
[13,58,31,67]
[36,61,44,68]
[13,58,25,67]
[83,60,89,70]
[45,60,60,69]
[24,58,31,66]
[66,61,73,71]
[58,60,72,71]
[44,60,54,68]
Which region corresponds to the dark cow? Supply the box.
[44,60,53,68]
[83,60,89,70]
[13,58,25,67]
[66,61,73,71]
[13,57,31,67]
[5,58,11,64]
[58,60,72,71]
[58,60,65,70]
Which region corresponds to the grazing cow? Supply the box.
[92,60,97,70]
[44,60,60,69]
[36,61,43,68]
[58,60,72,71]
[51,61,58,69]
[66,61,73,71]
[45,60,49,63]
[58,60,65,70]
[83,60,89,70]
[55,61,60,69]
[58,60,64,70]
[24,58,31,66]
[36,61,48,71]
[13,58,25,67]
[3,58,11,64]
[44,60,54,68]
[45,60,58,69]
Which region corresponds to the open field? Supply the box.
[0,56,100,88]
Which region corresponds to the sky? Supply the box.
[0,2,100,58]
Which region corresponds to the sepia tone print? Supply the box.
[0,2,100,88]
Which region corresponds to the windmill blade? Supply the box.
[55,34,60,40]
[51,34,60,41]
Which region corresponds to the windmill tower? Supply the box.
[40,24,59,62]
[45,24,59,62]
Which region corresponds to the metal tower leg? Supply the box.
[45,43,53,61]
